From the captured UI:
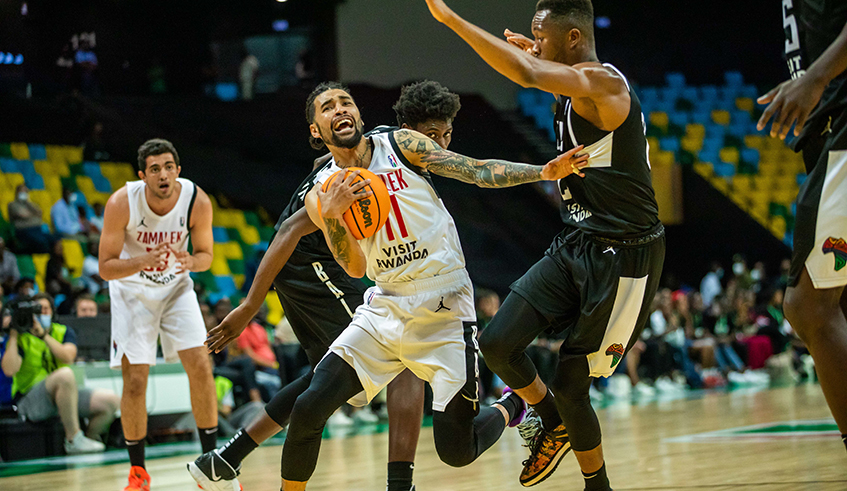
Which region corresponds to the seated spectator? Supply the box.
[237,309,282,396]
[0,237,21,292]
[0,293,120,454]
[51,187,83,237]
[9,277,35,301]
[89,202,105,233]
[81,241,105,294]
[8,185,53,254]
[74,295,98,318]
[46,240,74,302]
[700,261,723,308]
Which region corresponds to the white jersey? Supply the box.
[314,131,466,285]
[117,178,197,288]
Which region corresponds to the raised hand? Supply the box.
[504,29,534,55]
[317,169,373,219]
[541,145,589,180]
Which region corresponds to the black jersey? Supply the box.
[554,63,661,239]
[784,0,847,149]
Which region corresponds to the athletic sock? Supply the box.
[582,463,611,491]
[532,390,563,431]
[495,392,524,422]
[198,426,218,454]
[126,438,146,469]
[842,434,847,453]
[386,461,414,491]
[219,429,259,468]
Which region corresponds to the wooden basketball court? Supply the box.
[1,384,844,490]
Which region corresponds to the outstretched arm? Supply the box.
[206,208,318,352]
[757,20,847,140]
[394,129,588,187]
[423,0,620,100]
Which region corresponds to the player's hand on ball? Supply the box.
[206,304,252,353]
[141,242,170,271]
[173,249,194,274]
[541,145,589,180]
[757,76,826,140]
[504,29,534,55]
[317,169,373,219]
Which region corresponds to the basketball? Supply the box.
[320,167,390,240]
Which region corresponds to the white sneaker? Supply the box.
[64,431,105,454]
[327,410,355,426]
[633,381,656,397]
[727,371,748,385]
[746,370,771,384]
[655,377,685,393]
[353,409,379,424]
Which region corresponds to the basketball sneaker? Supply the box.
[187,449,242,491]
[516,407,542,446]
[519,423,571,487]
[123,466,151,491]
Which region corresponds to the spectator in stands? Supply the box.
[0,237,21,293]
[51,187,85,238]
[732,254,755,290]
[46,240,74,307]
[700,261,723,307]
[9,184,53,254]
[81,241,105,294]
[236,309,282,395]
[74,39,99,96]
[75,295,98,318]
[89,202,105,233]
[10,277,35,301]
[0,293,120,454]
[238,48,259,101]
[756,287,790,355]
[211,298,263,404]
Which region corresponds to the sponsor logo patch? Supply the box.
[605,343,625,369]
[822,237,847,271]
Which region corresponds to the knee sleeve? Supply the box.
[264,371,313,427]
[550,357,602,452]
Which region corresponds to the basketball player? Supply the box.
[274,82,587,491]
[99,139,218,491]
[189,80,467,491]
[424,1,665,489]
[757,0,847,453]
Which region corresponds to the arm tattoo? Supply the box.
[396,129,542,188]
[323,217,354,267]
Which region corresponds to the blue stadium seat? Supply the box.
[82,162,103,179]
[659,137,681,153]
[719,86,740,102]
[24,173,45,190]
[517,89,538,116]
[713,162,736,177]
[702,136,724,154]
[699,86,719,102]
[741,84,760,100]
[704,124,726,139]
[741,148,760,166]
[659,86,681,102]
[668,111,689,127]
[215,83,239,102]
[213,227,229,243]
[27,144,47,161]
[214,276,237,296]
[727,122,752,138]
[699,149,720,164]
[797,174,807,186]
[665,72,686,88]
[639,87,659,104]
[724,71,744,88]
[0,158,19,173]
[679,87,698,102]
[690,111,712,125]
[92,176,111,193]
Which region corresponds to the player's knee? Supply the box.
[123,372,148,398]
[478,329,511,369]
[435,441,474,468]
[784,287,839,341]
[288,390,332,439]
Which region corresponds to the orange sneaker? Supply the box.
[519,424,571,487]
[124,466,151,491]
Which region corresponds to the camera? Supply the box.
[1,297,43,334]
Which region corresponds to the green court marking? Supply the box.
[665,419,839,443]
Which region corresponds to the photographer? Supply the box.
[1,293,120,454]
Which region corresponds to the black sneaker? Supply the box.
[187,449,242,491]
[519,424,571,487]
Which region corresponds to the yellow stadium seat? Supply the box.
[772,189,797,206]
[0,191,13,221]
[743,135,765,150]
[61,239,85,278]
[693,162,713,178]
[33,160,55,177]
[762,137,787,151]
[65,147,83,165]
[45,145,67,164]
[238,225,261,245]
[210,256,231,276]
[681,135,703,153]
[758,162,780,177]
[750,208,770,226]
[735,97,755,112]
[652,150,674,168]
[711,110,731,126]
[649,112,669,131]
[5,173,25,192]
[753,175,774,191]
[224,242,243,260]
[76,176,96,195]
[773,175,797,190]
[10,142,30,160]
[719,147,740,165]
[28,190,54,223]
[732,175,754,193]
[33,253,49,292]
[265,291,284,326]
[709,177,730,194]
[769,216,787,239]
[233,274,245,290]
[686,124,706,140]
[729,191,749,209]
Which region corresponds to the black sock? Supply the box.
[532,390,563,431]
[386,461,414,491]
[495,392,523,422]
[219,429,259,468]
[126,438,146,469]
[582,463,611,491]
[198,426,218,454]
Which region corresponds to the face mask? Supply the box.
[69,194,78,204]
[17,192,28,201]
[37,314,52,329]
[750,269,762,281]
[733,262,744,275]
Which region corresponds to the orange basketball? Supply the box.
[320,167,390,240]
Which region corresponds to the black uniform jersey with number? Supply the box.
[555,63,661,239]
[784,0,847,149]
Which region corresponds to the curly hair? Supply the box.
[305,81,351,150]
[536,0,594,32]
[392,80,461,128]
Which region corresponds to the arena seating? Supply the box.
[516,71,804,246]
[0,143,284,321]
